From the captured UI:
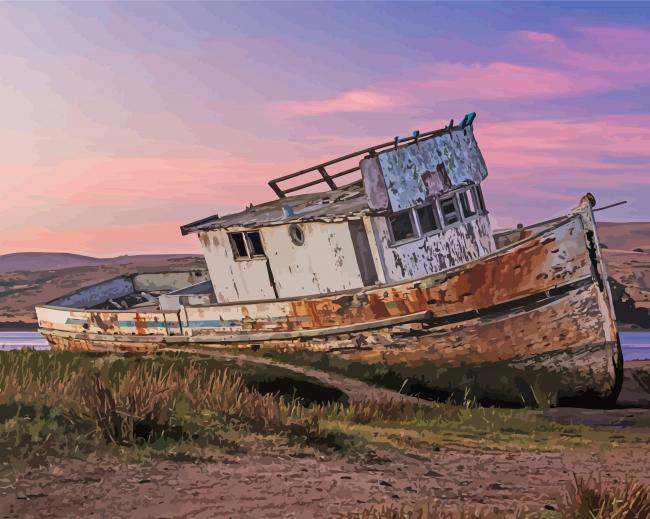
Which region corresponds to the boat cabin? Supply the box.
[180,113,495,304]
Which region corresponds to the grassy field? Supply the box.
[0,350,649,517]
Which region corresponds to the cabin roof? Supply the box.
[181,182,370,234]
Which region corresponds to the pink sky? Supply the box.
[1,4,649,256]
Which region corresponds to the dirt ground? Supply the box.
[2,443,650,518]
[2,357,649,518]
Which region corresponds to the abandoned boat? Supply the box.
[36,113,623,406]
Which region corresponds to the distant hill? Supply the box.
[0,254,206,328]
[598,222,650,252]
[1,223,649,329]
[596,222,650,330]
[0,252,201,274]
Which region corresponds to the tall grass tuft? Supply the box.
[561,474,650,519]
[76,362,320,445]
[0,350,329,458]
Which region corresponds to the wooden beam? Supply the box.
[318,166,337,191]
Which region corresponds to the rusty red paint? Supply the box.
[133,313,147,335]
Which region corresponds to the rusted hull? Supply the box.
[38,213,598,336]
[42,282,622,406]
[36,198,622,406]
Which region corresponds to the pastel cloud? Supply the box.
[279,61,600,115]
[282,90,400,116]
[518,31,558,43]
[1,3,649,255]
[477,115,650,223]
[515,26,650,77]
[280,25,650,117]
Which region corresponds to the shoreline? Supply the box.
[0,322,38,331]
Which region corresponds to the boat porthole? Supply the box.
[289,224,304,246]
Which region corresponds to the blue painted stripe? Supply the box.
[187,320,241,328]
[117,320,166,328]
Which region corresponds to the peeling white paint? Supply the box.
[200,229,277,303]
[200,222,366,303]
[368,214,496,283]
[361,126,488,212]
[262,222,364,298]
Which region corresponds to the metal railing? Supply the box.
[268,124,461,199]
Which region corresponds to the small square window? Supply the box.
[459,190,477,219]
[440,197,460,226]
[416,204,440,234]
[229,231,266,259]
[246,231,265,256]
[388,211,416,242]
[229,232,248,259]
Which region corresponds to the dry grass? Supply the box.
[2,350,650,516]
[0,350,349,477]
[0,350,323,447]
[560,475,650,518]
[78,364,305,445]
[0,349,647,485]
[322,398,431,424]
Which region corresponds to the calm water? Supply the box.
[1,331,649,359]
[619,331,650,361]
[0,331,49,351]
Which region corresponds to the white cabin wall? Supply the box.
[197,230,276,303]
[261,222,365,298]
[368,214,496,283]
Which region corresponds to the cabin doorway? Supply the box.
[348,220,379,286]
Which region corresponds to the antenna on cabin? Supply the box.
[593,200,627,212]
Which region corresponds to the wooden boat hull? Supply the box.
[41,281,622,407]
[37,197,623,407]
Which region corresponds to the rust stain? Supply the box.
[188,215,590,333]
[198,232,211,249]
[89,312,118,333]
[133,313,147,335]
[366,293,391,319]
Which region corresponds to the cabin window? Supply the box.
[246,231,266,256]
[440,196,460,226]
[416,203,440,235]
[388,210,416,243]
[459,189,477,219]
[230,233,248,258]
[473,185,486,213]
[229,231,266,259]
